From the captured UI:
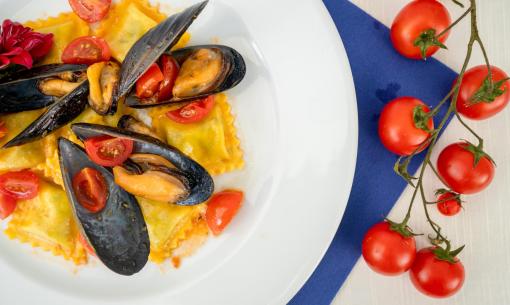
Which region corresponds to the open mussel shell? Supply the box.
[0,64,87,114]
[58,138,150,276]
[125,45,246,108]
[71,123,214,206]
[3,81,89,148]
[116,0,208,101]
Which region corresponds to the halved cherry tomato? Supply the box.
[78,233,96,256]
[84,135,134,167]
[61,36,111,65]
[158,55,180,101]
[0,170,40,200]
[0,120,7,140]
[166,95,215,124]
[72,167,107,213]
[206,190,244,236]
[69,0,111,23]
[0,193,16,220]
[136,63,164,98]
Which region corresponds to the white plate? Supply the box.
[0,0,357,304]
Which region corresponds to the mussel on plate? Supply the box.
[87,61,121,115]
[71,122,214,206]
[58,137,150,276]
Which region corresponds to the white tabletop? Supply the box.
[333,1,510,304]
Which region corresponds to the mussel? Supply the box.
[58,137,150,276]
[0,64,87,114]
[71,123,214,206]
[117,115,162,140]
[87,61,120,115]
[125,45,246,108]
[3,81,89,148]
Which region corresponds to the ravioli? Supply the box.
[150,94,244,175]
[137,197,207,263]
[24,13,89,64]
[94,0,190,62]
[5,180,87,264]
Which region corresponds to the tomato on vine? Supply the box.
[435,189,462,216]
[391,0,451,59]
[378,97,434,156]
[362,221,417,276]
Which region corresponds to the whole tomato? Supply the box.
[391,0,451,59]
[362,221,416,276]
[456,65,510,120]
[378,97,434,156]
[436,191,462,216]
[410,248,465,298]
[437,142,495,194]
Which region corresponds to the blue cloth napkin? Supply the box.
[289,1,457,304]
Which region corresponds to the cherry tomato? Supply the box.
[437,142,494,194]
[410,247,465,298]
[158,55,180,101]
[69,0,111,23]
[166,95,215,124]
[0,170,40,200]
[0,193,16,220]
[84,135,134,167]
[391,0,451,59]
[378,97,434,156]
[437,191,462,216]
[136,63,164,98]
[78,233,96,256]
[72,167,107,213]
[206,190,244,236]
[0,120,7,140]
[362,221,416,276]
[456,65,510,120]
[61,36,111,65]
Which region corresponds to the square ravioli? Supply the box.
[94,0,190,62]
[150,93,244,175]
[5,180,87,264]
[24,12,90,64]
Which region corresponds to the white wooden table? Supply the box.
[332,1,510,304]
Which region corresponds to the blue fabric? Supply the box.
[289,1,457,304]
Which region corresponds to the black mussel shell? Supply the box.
[71,123,214,206]
[0,64,87,114]
[58,138,150,276]
[3,81,89,148]
[116,1,208,102]
[125,45,246,108]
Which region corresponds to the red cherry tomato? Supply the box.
[391,0,451,59]
[68,0,111,23]
[206,190,244,236]
[61,36,111,65]
[84,135,134,167]
[78,233,96,256]
[362,221,416,276]
[166,95,215,124]
[456,65,510,120]
[136,63,165,99]
[72,167,107,213]
[0,170,40,200]
[410,248,465,298]
[0,193,17,220]
[0,120,7,140]
[437,142,495,194]
[378,97,434,156]
[437,192,462,216]
[158,55,180,101]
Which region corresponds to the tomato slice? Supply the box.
[136,63,164,99]
[0,120,7,140]
[205,190,244,236]
[69,0,111,23]
[72,167,107,213]
[61,36,111,65]
[0,193,17,220]
[0,170,40,200]
[158,55,180,101]
[166,95,215,124]
[78,233,96,256]
[84,135,134,167]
